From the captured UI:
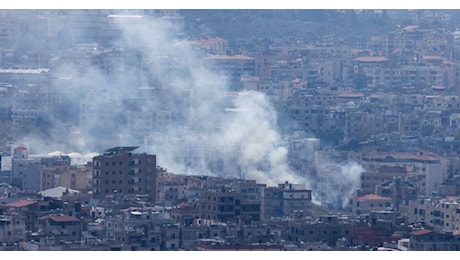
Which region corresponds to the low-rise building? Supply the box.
[348,194,392,216]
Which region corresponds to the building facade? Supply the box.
[92,146,157,203]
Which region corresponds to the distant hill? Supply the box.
[180,9,406,45]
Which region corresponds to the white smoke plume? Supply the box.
[11,13,301,187]
[12,11,364,208]
[214,91,297,186]
[313,156,364,209]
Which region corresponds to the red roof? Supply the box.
[49,215,80,222]
[353,56,388,62]
[410,229,432,236]
[445,196,458,201]
[5,199,37,208]
[431,85,445,90]
[355,194,391,202]
[443,60,455,66]
[402,25,419,31]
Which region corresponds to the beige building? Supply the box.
[59,164,92,192]
[348,194,392,215]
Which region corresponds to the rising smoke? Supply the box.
[313,156,364,209]
[14,11,363,208]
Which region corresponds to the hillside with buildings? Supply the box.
[1,9,460,251]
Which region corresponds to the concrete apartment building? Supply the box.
[375,177,418,211]
[0,199,40,235]
[12,148,87,193]
[58,164,93,192]
[278,181,312,218]
[287,215,356,247]
[169,202,200,225]
[350,56,455,90]
[239,76,306,101]
[176,36,229,55]
[92,146,157,203]
[408,228,460,251]
[359,152,447,196]
[199,185,261,224]
[41,164,70,191]
[0,83,14,121]
[400,196,460,232]
[10,78,51,134]
[0,213,26,244]
[103,206,174,250]
[262,181,312,220]
[348,194,393,216]
[36,215,82,244]
[205,54,256,88]
[360,165,409,195]
[40,155,72,191]
[11,146,42,192]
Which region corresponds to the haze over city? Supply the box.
[1,8,460,251]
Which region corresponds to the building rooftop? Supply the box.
[410,229,432,236]
[355,194,392,202]
[38,186,81,199]
[362,152,440,163]
[4,199,37,208]
[103,146,139,155]
[49,215,80,223]
[353,56,389,62]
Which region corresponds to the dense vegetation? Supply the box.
[180,10,407,45]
